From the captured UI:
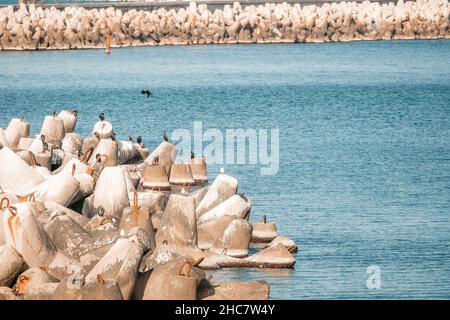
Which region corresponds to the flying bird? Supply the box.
[141,90,152,97]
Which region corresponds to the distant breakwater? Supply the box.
[0,0,449,50]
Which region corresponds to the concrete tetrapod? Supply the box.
[0,147,44,195]
[142,256,205,300]
[251,214,278,243]
[141,164,171,191]
[85,236,144,300]
[155,194,197,247]
[13,267,59,300]
[120,192,156,251]
[144,140,178,175]
[52,274,124,300]
[0,245,26,287]
[40,114,65,142]
[197,194,251,249]
[92,167,130,219]
[190,157,208,184]
[4,117,29,149]
[196,173,238,218]
[58,110,77,134]
[209,218,252,258]
[169,162,195,186]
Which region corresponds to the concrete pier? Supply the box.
[0,0,449,50]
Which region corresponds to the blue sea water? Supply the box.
[1,40,450,299]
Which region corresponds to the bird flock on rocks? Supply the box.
[0,110,297,300]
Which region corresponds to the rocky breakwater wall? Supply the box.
[0,0,449,50]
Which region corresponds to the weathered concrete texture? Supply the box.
[0,0,448,51]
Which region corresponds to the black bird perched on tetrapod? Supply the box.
[99,112,105,121]
[141,90,152,97]
[163,132,169,142]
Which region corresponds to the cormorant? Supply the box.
[136,136,142,145]
[191,151,195,159]
[128,136,133,142]
[163,132,169,142]
[99,112,105,121]
[141,90,152,97]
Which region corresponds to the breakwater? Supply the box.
[0,0,449,50]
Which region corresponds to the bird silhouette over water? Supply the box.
[141,90,152,97]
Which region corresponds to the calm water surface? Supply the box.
[1,40,450,299]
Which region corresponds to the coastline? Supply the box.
[0,0,449,51]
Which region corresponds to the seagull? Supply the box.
[220,167,225,173]
[141,90,152,97]
[99,112,105,121]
